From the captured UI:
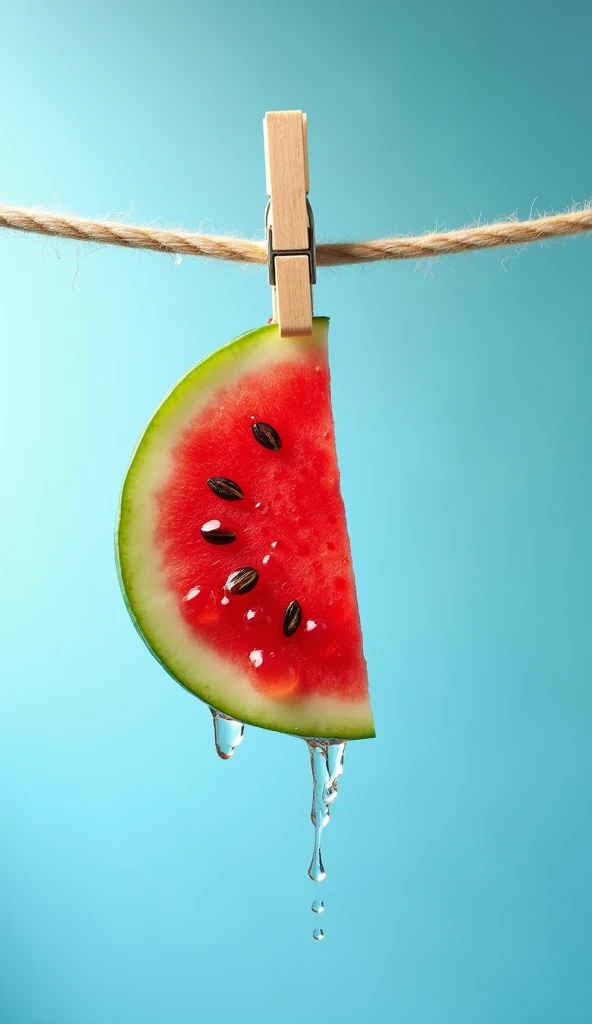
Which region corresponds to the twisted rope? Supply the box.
[1,202,591,266]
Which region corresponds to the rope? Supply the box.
[1,202,591,266]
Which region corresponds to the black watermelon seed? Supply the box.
[283,600,302,637]
[200,520,237,546]
[252,421,282,452]
[224,567,259,595]
[207,477,244,501]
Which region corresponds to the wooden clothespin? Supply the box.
[264,110,316,337]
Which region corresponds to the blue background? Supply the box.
[1,2,591,1022]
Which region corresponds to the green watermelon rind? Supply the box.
[116,317,375,741]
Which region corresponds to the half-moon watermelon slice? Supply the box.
[117,317,374,740]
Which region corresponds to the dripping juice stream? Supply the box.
[307,739,346,883]
[208,708,345,939]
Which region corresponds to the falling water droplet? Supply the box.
[311,900,324,914]
[172,254,183,266]
[309,826,326,882]
[312,928,325,941]
[210,708,244,760]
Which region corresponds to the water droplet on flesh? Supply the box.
[248,650,299,698]
[210,708,244,760]
[305,618,329,634]
[312,928,325,941]
[311,900,324,914]
[262,554,271,566]
[243,605,272,635]
[181,586,218,624]
[254,501,269,514]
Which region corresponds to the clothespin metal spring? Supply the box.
[265,198,317,288]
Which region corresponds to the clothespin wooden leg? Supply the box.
[264,110,316,338]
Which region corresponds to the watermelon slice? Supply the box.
[117,317,374,740]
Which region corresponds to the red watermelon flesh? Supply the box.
[117,318,374,740]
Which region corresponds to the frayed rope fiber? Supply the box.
[1,203,591,265]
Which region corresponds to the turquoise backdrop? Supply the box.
[1,2,591,1022]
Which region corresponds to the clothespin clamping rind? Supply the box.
[264,110,316,337]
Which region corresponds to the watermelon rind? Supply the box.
[116,318,374,741]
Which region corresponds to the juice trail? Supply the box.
[210,708,245,760]
[307,739,346,881]
[306,738,346,937]
[209,714,344,938]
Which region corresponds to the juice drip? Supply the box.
[309,821,325,883]
[210,708,244,760]
[306,739,347,883]
[306,739,346,939]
